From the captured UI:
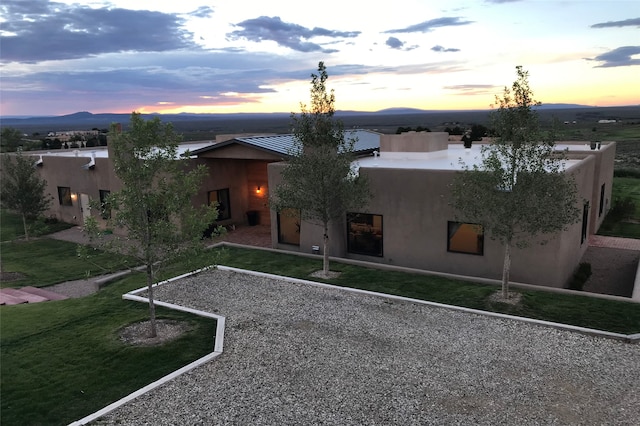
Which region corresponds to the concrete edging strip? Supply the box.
[68,267,226,426]
[217,265,639,343]
[69,262,639,425]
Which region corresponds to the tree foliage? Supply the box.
[1,127,24,152]
[271,62,370,275]
[84,113,221,336]
[1,151,52,241]
[450,66,580,298]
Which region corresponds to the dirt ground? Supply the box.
[580,246,639,297]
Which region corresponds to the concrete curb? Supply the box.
[68,266,226,426]
[218,242,640,304]
[216,265,639,344]
[69,263,639,425]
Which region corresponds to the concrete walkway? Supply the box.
[589,234,640,251]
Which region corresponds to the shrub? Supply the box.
[568,262,592,291]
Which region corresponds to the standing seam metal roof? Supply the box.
[233,129,381,156]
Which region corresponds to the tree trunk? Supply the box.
[322,224,330,276]
[146,264,157,338]
[21,213,29,241]
[501,240,511,299]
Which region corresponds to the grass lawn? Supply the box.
[598,177,640,239]
[0,209,74,242]
[213,246,640,335]
[0,275,217,426]
[2,216,638,425]
[1,238,136,288]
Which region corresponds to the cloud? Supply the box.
[384,17,473,33]
[0,0,197,63]
[588,46,640,67]
[484,0,522,3]
[188,6,215,19]
[227,16,360,53]
[443,84,499,95]
[386,37,404,49]
[431,45,460,53]
[591,18,640,29]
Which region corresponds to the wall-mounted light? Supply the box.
[71,193,78,202]
[256,185,262,194]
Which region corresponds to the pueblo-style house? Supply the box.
[26,130,615,289]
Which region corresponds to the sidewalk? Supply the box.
[589,234,640,251]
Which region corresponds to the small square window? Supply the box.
[347,213,383,257]
[58,186,72,206]
[448,222,484,255]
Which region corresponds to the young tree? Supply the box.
[271,62,370,276]
[1,151,52,240]
[85,113,221,337]
[450,66,580,298]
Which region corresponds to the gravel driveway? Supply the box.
[93,269,639,426]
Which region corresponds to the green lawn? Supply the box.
[1,238,135,288]
[2,215,639,425]
[214,246,640,335]
[598,177,640,239]
[0,209,74,242]
[0,275,217,426]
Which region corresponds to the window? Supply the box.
[347,213,383,257]
[581,202,590,244]
[448,222,484,255]
[208,188,231,221]
[57,186,72,206]
[599,183,605,217]
[99,190,111,219]
[277,208,300,245]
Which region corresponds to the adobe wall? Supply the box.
[337,162,593,288]
[379,132,448,153]
[197,158,272,226]
[36,154,120,227]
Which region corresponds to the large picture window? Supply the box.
[277,208,300,245]
[57,186,72,206]
[208,188,231,221]
[448,222,484,255]
[347,213,383,257]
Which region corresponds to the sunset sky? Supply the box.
[1,0,639,117]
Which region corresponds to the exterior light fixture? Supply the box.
[71,193,78,201]
[256,185,262,194]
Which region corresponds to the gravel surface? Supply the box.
[93,269,640,426]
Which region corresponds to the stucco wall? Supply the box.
[36,154,120,227]
[268,154,597,288]
[380,132,448,153]
[197,158,272,226]
[343,161,595,288]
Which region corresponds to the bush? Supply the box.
[568,262,592,291]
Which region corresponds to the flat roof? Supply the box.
[27,141,215,159]
[357,144,582,171]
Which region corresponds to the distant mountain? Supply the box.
[533,103,593,110]
[2,105,638,131]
